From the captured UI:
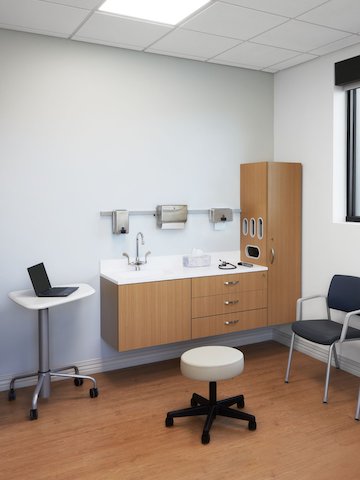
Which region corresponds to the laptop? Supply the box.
[27,262,79,297]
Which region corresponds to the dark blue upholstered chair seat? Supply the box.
[292,319,360,345]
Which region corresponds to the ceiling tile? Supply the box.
[182,2,287,40]
[147,29,240,60]
[41,0,102,9]
[253,19,350,52]
[212,41,300,68]
[73,12,172,49]
[298,0,360,34]
[310,34,360,55]
[209,58,263,70]
[265,52,318,71]
[223,0,328,18]
[0,0,89,36]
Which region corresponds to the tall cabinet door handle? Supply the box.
[224,300,239,305]
[224,281,239,285]
[270,248,275,264]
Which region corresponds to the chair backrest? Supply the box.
[328,275,360,312]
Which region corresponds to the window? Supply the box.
[346,87,360,221]
[335,54,360,222]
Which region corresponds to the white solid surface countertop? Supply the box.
[100,251,267,285]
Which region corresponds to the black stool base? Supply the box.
[165,381,256,444]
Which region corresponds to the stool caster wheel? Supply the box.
[248,420,257,431]
[74,378,83,387]
[237,396,245,409]
[29,409,38,421]
[89,387,98,398]
[8,389,16,401]
[201,432,210,445]
[165,416,174,427]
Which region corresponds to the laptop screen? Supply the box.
[28,263,51,294]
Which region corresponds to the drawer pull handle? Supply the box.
[225,320,239,325]
[224,300,239,305]
[224,281,239,285]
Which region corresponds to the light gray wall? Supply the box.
[0,29,273,382]
[274,43,360,362]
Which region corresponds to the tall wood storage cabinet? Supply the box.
[240,162,302,326]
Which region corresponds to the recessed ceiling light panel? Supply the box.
[99,0,210,26]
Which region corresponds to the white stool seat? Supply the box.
[181,346,244,382]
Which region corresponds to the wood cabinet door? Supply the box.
[240,162,268,266]
[119,279,191,351]
[267,162,302,325]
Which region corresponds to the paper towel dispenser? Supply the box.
[156,205,188,229]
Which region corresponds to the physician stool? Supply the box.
[165,346,256,444]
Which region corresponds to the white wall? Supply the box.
[274,43,360,362]
[0,29,273,383]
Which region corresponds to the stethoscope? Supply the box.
[218,259,237,270]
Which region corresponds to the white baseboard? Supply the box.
[2,326,359,393]
[0,327,272,392]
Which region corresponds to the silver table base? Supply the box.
[9,308,98,420]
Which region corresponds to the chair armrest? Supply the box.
[339,309,360,342]
[296,295,328,321]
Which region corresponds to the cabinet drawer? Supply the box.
[192,271,267,297]
[192,289,267,318]
[192,309,267,339]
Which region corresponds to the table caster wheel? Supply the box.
[74,378,84,387]
[89,387,98,398]
[29,409,38,421]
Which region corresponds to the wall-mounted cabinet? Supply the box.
[101,270,268,352]
[240,162,302,325]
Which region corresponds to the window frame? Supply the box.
[346,87,360,222]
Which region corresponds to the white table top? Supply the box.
[8,283,95,310]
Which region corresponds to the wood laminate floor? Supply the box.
[1,341,359,480]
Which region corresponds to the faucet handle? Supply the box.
[122,252,130,265]
[144,251,151,263]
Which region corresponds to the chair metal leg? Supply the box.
[323,344,335,403]
[333,344,340,369]
[355,386,360,421]
[285,332,296,383]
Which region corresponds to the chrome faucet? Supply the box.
[135,232,144,265]
[122,232,151,271]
